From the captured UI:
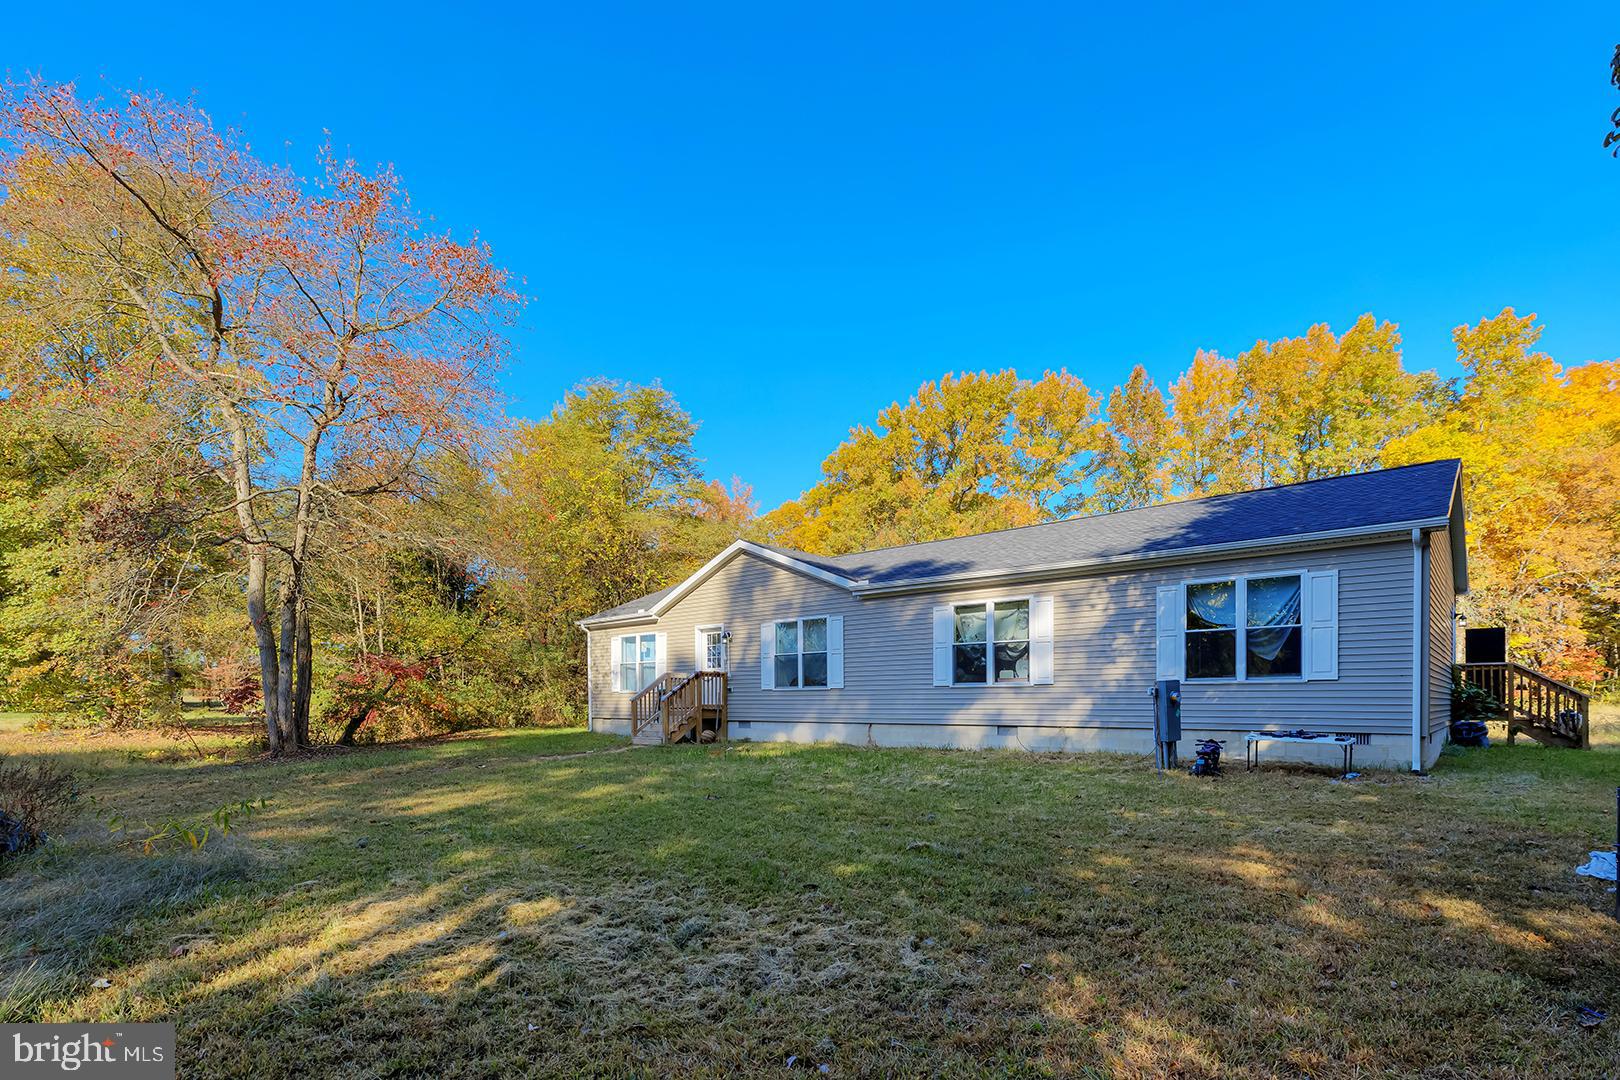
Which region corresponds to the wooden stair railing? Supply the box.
[662,672,701,742]
[632,671,730,744]
[630,673,677,740]
[659,671,729,743]
[1458,661,1591,749]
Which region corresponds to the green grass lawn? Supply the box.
[1579,698,1620,751]
[2,710,1617,1078]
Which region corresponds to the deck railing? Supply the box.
[658,670,728,742]
[631,670,729,742]
[630,673,677,739]
[1458,661,1590,747]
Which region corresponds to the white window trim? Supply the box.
[1182,571,1307,683]
[768,615,834,691]
[613,631,663,694]
[950,595,1034,687]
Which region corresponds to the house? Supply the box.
[580,459,1469,771]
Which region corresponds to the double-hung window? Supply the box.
[773,617,829,688]
[616,632,659,692]
[1245,575,1304,677]
[953,599,1030,684]
[1184,574,1302,680]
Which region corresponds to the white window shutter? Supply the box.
[654,633,668,678]
[1029,596,1055,684]
[1305,570,1339,680]
[1155,585,1183,680]
[932,605,954,686]
[760,621,776,690]
[826,615,844,688]
[609,635,623,693]
[694,627,706,671]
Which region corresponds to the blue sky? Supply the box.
[8,3,1618,508]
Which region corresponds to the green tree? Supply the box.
[488,381,744,715]
[0,400,234,720]
[1384,309,1620,683]
[1166,350,1245,496]
[1235,315,1437,485]
[1094,365,1171,511]
[762,370,1103,554]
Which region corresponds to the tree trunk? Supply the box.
[354,580,367,656]
[293,599,313,746]
[272,367,336,753]
[224,414,282,754]
[275,576,299,748]
[338,672,403,746]
[248,554,281,750]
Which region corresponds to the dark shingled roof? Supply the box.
[797,458,1460,585]
[586,583,680,623]
[584,459,1461,621]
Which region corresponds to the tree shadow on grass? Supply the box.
[9,735,1620,1077]
[0,833,258,1023]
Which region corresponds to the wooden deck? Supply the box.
[1458,661,1591,749]
[629,670,729,745]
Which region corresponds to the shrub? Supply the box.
[442,674,526,730]
[219,676,263,715]
[305,653,582,745]
[106,797,269,855]
[312,654,446,744]
[309,653,566,743]
[0,755,80,859]
[205,657,264,715]
[1452,671,1504,727]
[525,682,583,728]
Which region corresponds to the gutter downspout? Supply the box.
[585,628,594,733]
[1411,529,1429,773]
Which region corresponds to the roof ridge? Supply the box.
[805,458,1460,562]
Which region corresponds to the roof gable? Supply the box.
[579,541,861,626]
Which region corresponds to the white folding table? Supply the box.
[1244,731,1356,776]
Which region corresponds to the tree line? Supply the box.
[761,313,1620,686]
[1,79,1615,748]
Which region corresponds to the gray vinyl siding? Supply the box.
[1427,527,1456,735]
[591,538,1419,737]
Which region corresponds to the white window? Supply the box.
[775,617,828,688]
[615,632,660,692]
[1180,573,1304,681]
[933,597,1054,686]
[953,599,1030,684]
[1184,580,1239,679]
[1244,575,1305,678]
[760,615,844,690]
